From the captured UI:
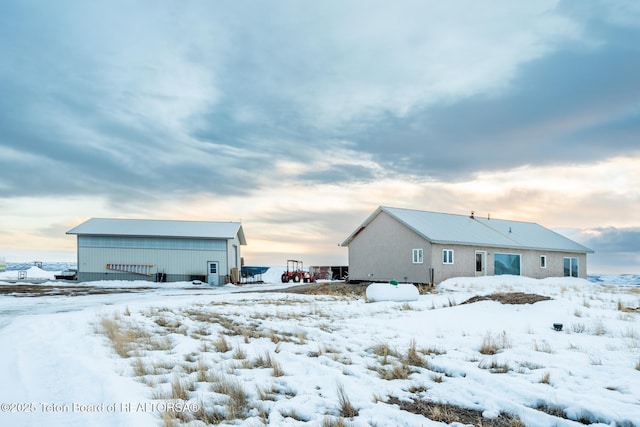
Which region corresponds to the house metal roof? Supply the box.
[341,206,593,253]
[67,218,246,245]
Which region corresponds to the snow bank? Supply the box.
[0,266,57,281]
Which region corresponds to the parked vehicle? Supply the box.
[281,259,312,283]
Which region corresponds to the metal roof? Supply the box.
[67,218,246,244]
[341,206,593,253]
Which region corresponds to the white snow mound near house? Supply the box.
[366,282,419,302]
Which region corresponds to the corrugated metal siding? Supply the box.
[79,236,227,250]
[77,235,230,281]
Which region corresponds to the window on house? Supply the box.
[540,255,547,269]
[495,253,521,275]
[564,257,578,277]
[442,249,454,264]
[412,248,423,264]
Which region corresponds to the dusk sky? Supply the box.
[1,1,639,273]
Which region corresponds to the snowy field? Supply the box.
[1,267,639,426]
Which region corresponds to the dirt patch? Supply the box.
[0,284,154,297]
[387,396,525,427]
[273,282,369,297]
[462,292,551,305]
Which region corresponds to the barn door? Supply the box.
[207,261,219,286]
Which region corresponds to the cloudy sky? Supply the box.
[1,0,638,272]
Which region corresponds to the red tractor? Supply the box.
[281,259,312,283]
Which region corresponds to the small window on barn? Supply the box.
[412,248,423,264]
[442,249,454,264]
[540,255,547,269]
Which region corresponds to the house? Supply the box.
[66,218,246,284]
[341,206,593,285]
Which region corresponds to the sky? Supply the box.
[0,0,638,273]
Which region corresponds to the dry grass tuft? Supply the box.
[539,371,551,384]
[253,351,284,376]
[372,342,398,364]
[478,358,510,374]
[479,331,511,355]
[211,375,248,420]
[171,376,190,401]
[337,383,359,418]
[213,334,230,353]
[97,315,152,358]
[533,339,554,353]
[322,416,352,427]
[388,396,525,426]
[373,362,411,380]
[405,338,425,367]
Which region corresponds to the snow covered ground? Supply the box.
[1,268,639,426]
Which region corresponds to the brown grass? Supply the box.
[539,371,551,384]
[373,362,411,380]
[480,331,511,355]
[211,375,248,420]
[337,383,359,418]
[405,338,425,367]
[388,396,525,426]
[462,292,551,305]
[98,316,151,358]
[479,358,510,374]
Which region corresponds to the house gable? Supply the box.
[343,206,593,284]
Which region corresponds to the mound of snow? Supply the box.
[0,266,57,281]
[366,282,419,302]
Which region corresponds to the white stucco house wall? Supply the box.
[341,206,593,285]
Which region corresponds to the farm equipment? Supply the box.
[281,259,312,283]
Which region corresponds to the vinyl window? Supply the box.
[412,248,423,264]
[540,255,547,269]
[564,257,578,277]
[442,249,454,264]
[494,253,521,276]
